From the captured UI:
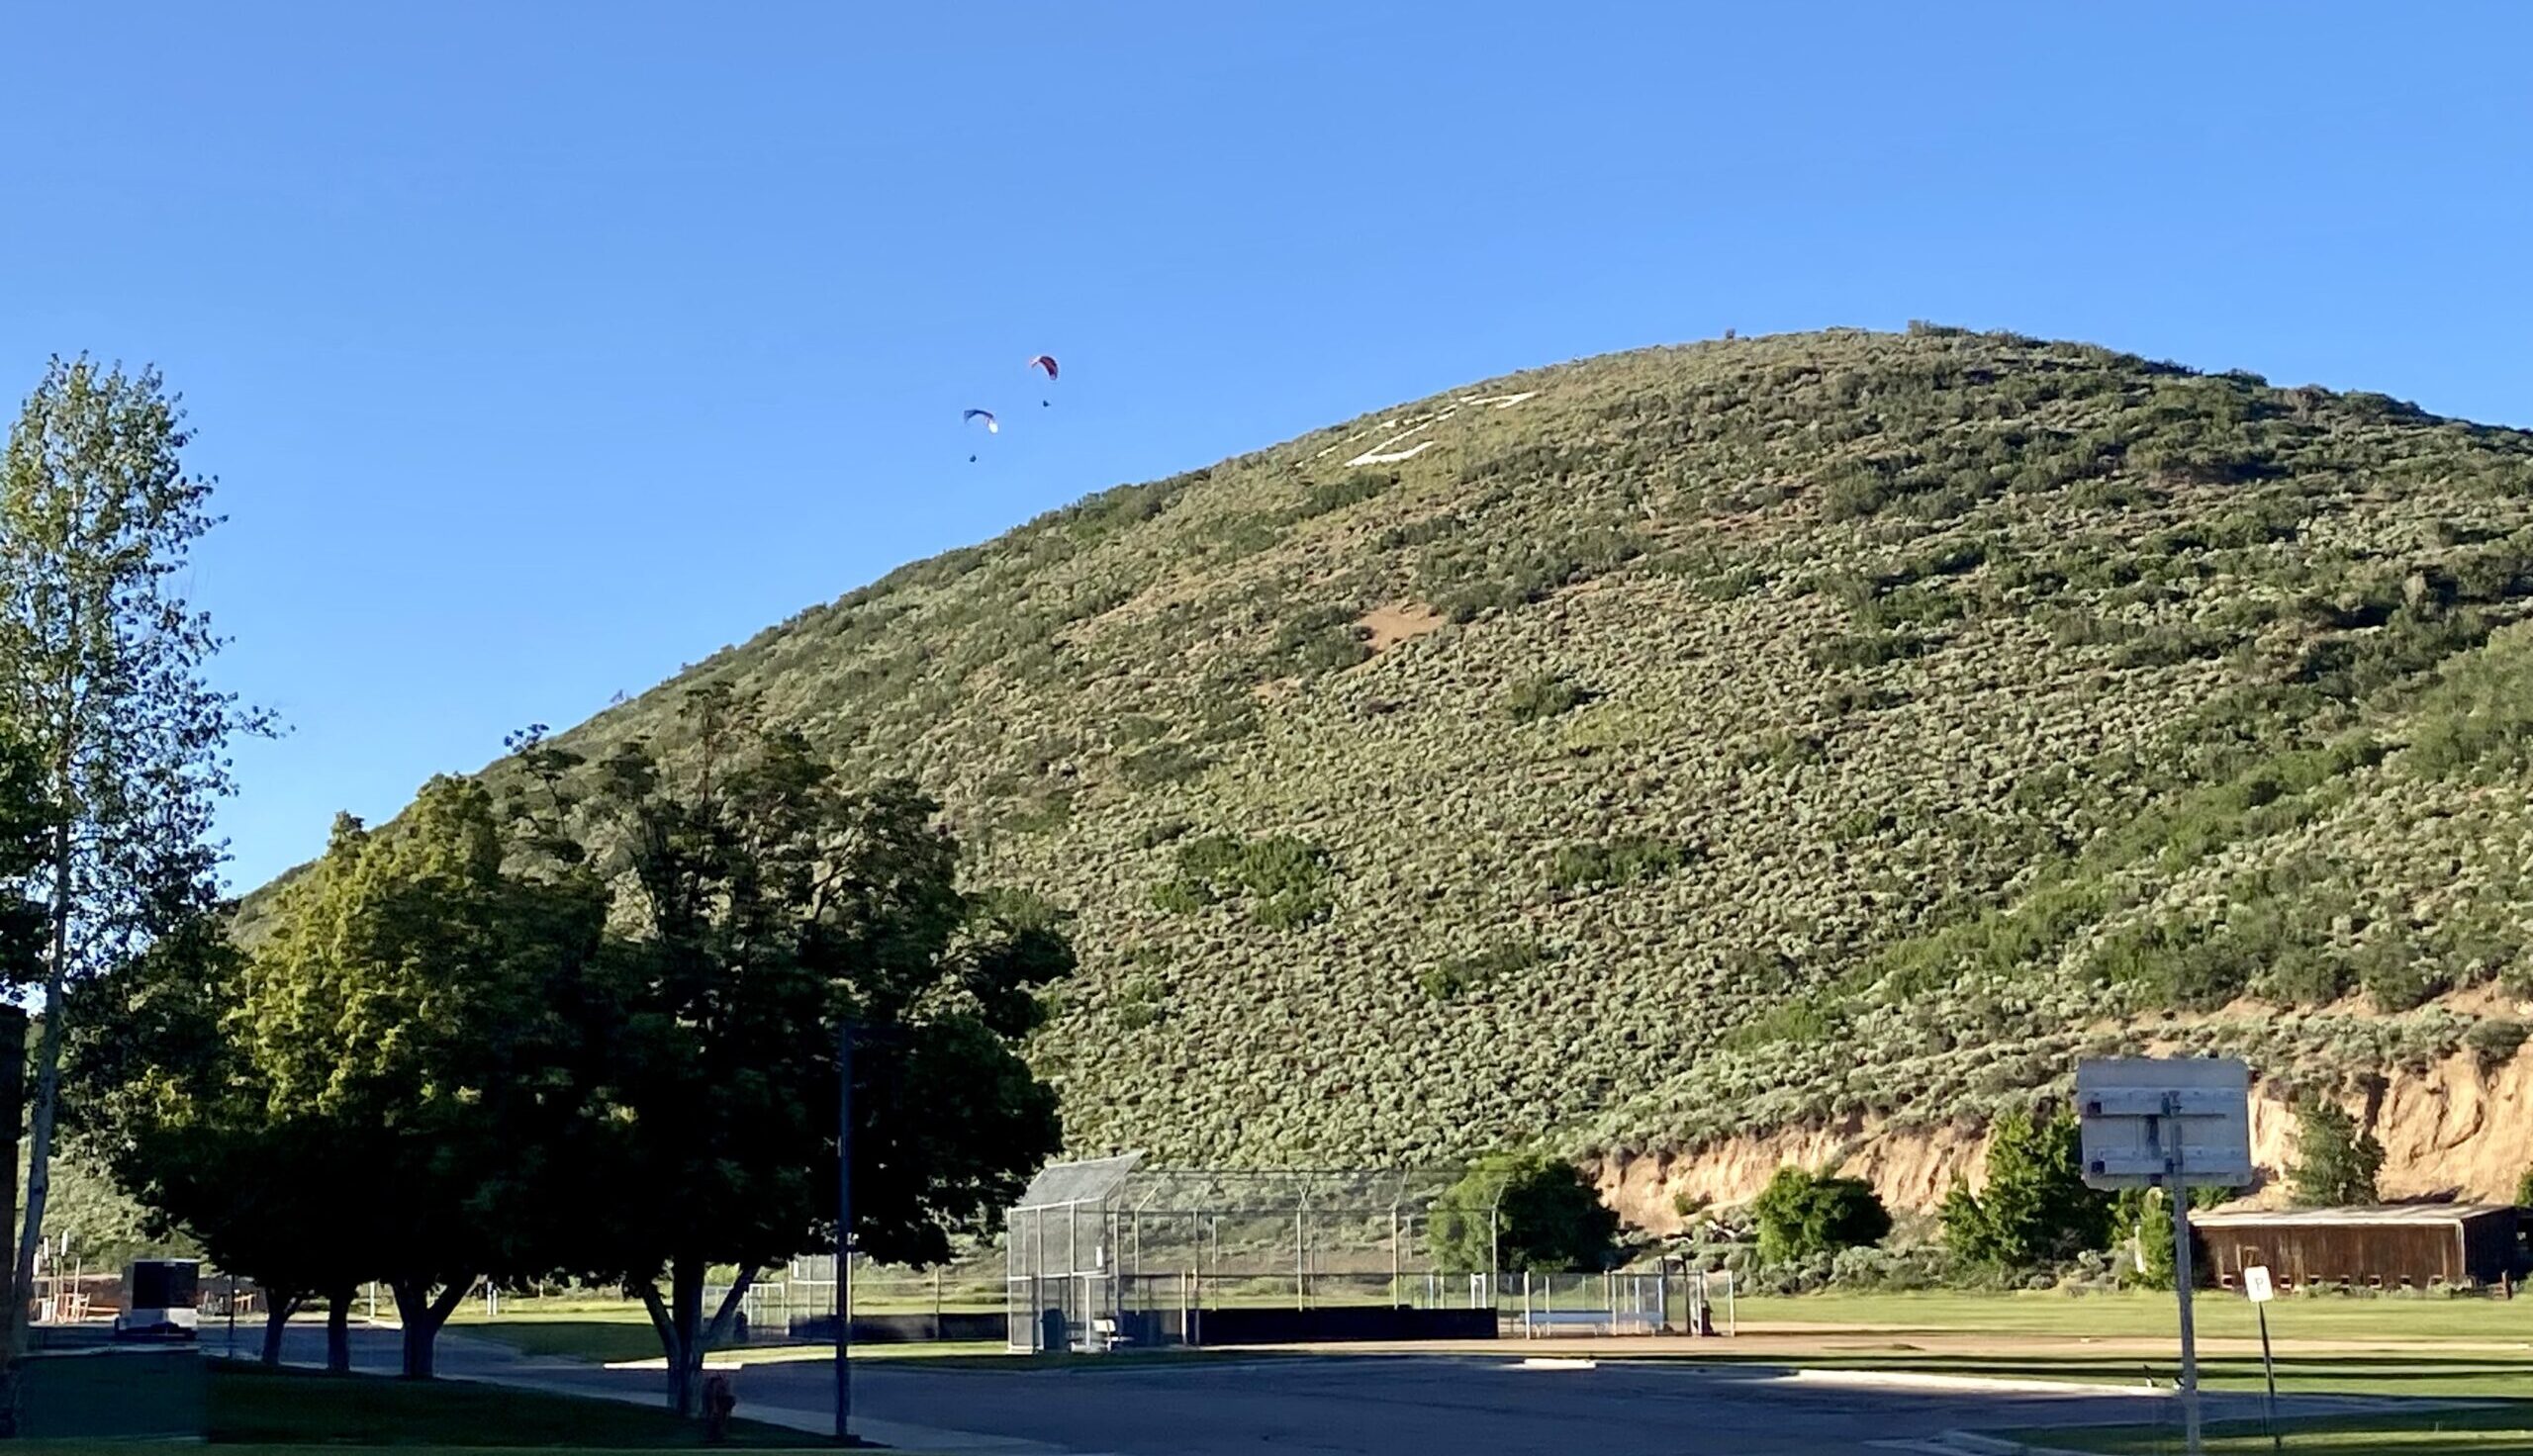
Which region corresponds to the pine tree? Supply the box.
[2289,1102,2385,1207]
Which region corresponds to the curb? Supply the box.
[1781,1366,2165,1399]
[1933,1434,2099,1456]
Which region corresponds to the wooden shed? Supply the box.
[2192,1204,2520,1291]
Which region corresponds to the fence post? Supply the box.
[1522,1270,1533,1339]
[1390,1207,1401,1307]
[931,1266,942,1342]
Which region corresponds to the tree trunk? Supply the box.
[389,1279,472,1381]
[637,1280,685,1416]
[9,823,75,1373]
[260,1293,304,1367]
[637,1259,708,1417]
[671,1257,704,1419]
[638,1261,755,1420]
[325,1287,352,1374]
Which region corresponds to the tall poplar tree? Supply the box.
[0,359,269,1370]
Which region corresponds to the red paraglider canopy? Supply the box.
[1027,354,1060,380]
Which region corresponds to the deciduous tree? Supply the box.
[235,778,605,1378]
[1751,1165,1890,1265]
[63,916,366,1370]
[1428,1151,1619,1273]
[0,359,270,1375]
[510,688,1071,1415]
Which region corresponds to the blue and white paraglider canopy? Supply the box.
[963,408,999,433]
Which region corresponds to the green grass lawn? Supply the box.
[12,1359,849,1452]
[205,1361,825,1447]
[1675,1350,2533,1402]
[2010,1402,2533,1454]
[456,1320,673,1365]
[1730,1288,2533,1344]
[452,1315,1006,1367]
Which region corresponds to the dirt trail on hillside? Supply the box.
[1595,1048,2533,1226]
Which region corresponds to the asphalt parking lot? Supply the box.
[285,1327,2378,1455]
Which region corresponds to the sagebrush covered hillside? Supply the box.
[316,327,2533,1168]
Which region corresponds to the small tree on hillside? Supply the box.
[2289,1102,2385,1207]
[1942,1110,2113,1268]
[1429,1152,1619,1273]
[1750,1165,1890,1264]
[2514,1166,2533,1210]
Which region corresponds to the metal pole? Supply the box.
[1390,1206,1401,1307]
[2166,1099,2202,1456]
[1489,1201,1501,1310]
[226,1273,236,1359]
[2258,1300,2282,1456]
[834,1019,853,1442]
[1295,1210,1305,1311]
[932,1265,942,1343]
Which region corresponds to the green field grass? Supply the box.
[1730,1288,2533,1345]
[451,1312,1007,1367]
[2013,1402,2533,1454]
[1685,1350,2533,1403]
[13,1359,843,1452]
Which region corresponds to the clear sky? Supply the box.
[5,3,2529,892]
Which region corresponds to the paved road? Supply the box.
[271,1325,2382,1455]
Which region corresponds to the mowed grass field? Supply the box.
[1728,1288,2533,1344]
[447,1295,1006,1365]
[1719,1290,2533,1454]
[2011,1405,2533,1454]
[19,1360,840,1453]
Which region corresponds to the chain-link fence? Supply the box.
[1000,1154,1736,1352]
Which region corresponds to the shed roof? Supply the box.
[2192,1204,2514,1229]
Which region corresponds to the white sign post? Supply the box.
[2241,1265,2273,1304]
[2078,1057,2253,1456]
[2244,1265,2282,1453]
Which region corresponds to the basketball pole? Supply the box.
[2166,1095,2201,1456]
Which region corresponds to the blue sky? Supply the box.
[5,3,2529,891]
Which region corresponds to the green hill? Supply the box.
[292,325,2533,1173]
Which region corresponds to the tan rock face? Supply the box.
[1592,1050,2533,1228]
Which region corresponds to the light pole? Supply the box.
[834,1018,853,1443]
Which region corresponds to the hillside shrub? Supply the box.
[1150,834,1334,927]
[1300,471,1396,517]
[2466,1018,2527,1071]
[1114,975,1169,1031]
[1548,835,1696,891]
[1750,1166,1891,1264]
[1505,673,1588,722]
[1269,608,1371,675]
[1120,742,1210,788]
[1421,939,1549,1003]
